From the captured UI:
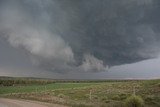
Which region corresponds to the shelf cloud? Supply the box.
[0,0,160,73]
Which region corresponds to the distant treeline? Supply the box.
[1,76,157,86]
[0,79,55,86]
[48,79,142,83]
[0,79,140,87]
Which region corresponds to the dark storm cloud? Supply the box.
[0,0,160,72]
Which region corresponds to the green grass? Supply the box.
[0,79,160,107]
[0,83,99,94]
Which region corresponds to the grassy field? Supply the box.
[0,78,159,107]
[0,83,98,94]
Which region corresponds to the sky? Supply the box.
[0,0,160,79]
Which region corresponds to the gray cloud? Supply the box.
[80,54,108,72]
[0,0,160,73]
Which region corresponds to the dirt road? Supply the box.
[0,98,68,107]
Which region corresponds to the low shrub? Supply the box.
[125,95,144,107]
[119,93,128,100]
[58,93,65,98]
[111,95,120,100]
[101,96,108,101]
[157,83,160,87]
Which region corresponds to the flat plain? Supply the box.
[0,77,159,107]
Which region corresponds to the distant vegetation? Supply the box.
[0,76,143,86]
[0,76,159,107]
[0,79,54,86]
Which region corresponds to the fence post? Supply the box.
[90,90,92,101]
